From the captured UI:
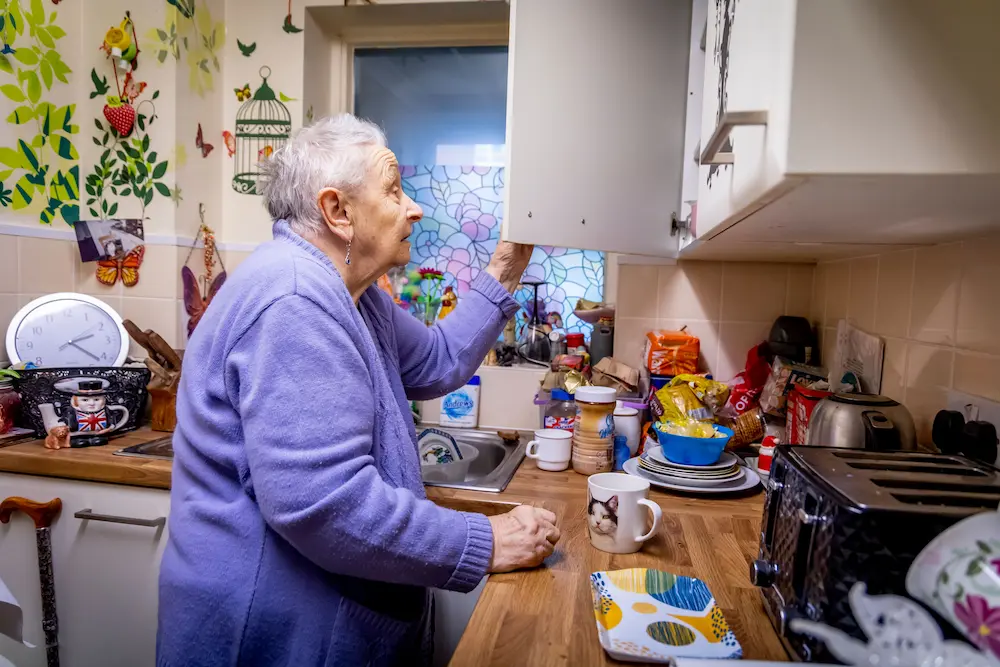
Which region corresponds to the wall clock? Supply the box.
[5,293,130,368]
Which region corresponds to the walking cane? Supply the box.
[0,497,63,667]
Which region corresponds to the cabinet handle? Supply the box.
[699,110,769,166]
[74,509,165,528]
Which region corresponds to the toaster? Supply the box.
[752,445,1000,662]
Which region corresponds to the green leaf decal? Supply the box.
[50,135,77,160]
[6,106,33,124]
[13,48,39,66]
[0,148,23,168]
[154,182,171,197]
[24,71,40,103]
[152,161,168,179]
[108,202,118,217]
[18,140,39,171]
[39,60,53,89]
[60,204,79,225]
[1,83,25,102]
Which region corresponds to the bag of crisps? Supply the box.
[643,329,700,376]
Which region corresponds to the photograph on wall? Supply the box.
[73,219,145,263]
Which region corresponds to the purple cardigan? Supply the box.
[157,221,519,666]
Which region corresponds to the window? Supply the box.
[355,47,604,333]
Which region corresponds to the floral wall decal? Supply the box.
[0,0,79,224]
[146,0,224,97]
[402,165,604,335]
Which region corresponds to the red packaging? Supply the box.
[785,384,832,445]
[722,343,771,415]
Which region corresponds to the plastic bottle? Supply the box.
[544,389,576,431]
[439,376,481,427]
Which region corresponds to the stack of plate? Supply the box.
[623,446,761,494]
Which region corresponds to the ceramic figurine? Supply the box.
[438,286,457,319]
[38,378,130,449]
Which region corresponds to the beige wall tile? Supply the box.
[957,235,1000,355]
[18,237,75,294]
[910,242,960,346]
[785,264,814,319]
[721,263,787,323]
[223,250,252,275]
[953,352,1000,402]
[658,262,723,321]
[0,237,17,293]
[612,317,658,369]
[716,321,771,382]
[615,265,659,318]
[874,249,914,339]
[0,294,19,363]
[847,256,878,332]
[74,257,124,299]
[122,297,180,356]
[824,261,850,328]
[880,338,907,403]
[661,318,721,376]
[905,386,949,446]
[905,343,953,390]
[126,245,180,299]
[810,262,827,327]
[820,326,837,369]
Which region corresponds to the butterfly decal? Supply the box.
[182,265,227,337]
[222,130,235,157]
[123,76,147,104]
[96,246,145,288]
[195,123,214,158]
[257,145,274,162]
[235,84,251,102]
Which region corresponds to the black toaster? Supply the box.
[752,445,1000,662]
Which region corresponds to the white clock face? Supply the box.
[6,294,128,368]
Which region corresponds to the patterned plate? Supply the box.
[646,447,739,471]
[590,568,742,662]
[638,457,741,479]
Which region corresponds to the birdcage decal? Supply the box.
[232,66,291,195]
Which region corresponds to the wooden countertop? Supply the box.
[0,428,172,489]
[426,461,788,665]
[0,429,786,663]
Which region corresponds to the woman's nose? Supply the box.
[406,196,423,222]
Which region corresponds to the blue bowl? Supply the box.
[652,423,733,466]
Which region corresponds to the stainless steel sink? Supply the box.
[420,426,528,493]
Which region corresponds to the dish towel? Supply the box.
[590,568,742,662]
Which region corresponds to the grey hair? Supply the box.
[260,113,387,236]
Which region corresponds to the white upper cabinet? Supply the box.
[689,0,1000,259]
[502,0,694,257]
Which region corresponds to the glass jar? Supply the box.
[544,389,576,431]
[0,381,21,435]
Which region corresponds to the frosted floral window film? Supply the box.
[402,165,604,334]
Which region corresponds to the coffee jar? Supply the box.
[572,386,617,475]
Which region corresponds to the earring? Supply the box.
[345,241,351,266]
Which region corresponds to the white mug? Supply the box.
[587,473,662,554]
[525,429,572,471]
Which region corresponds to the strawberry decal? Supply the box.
[103,96,136,137]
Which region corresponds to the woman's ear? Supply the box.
[317,187,353,245]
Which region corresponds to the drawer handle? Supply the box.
[74,509,165,528]
[699,110,769,166]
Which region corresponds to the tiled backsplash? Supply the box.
[0,235,254,363]
[614,261,815,382]
[813,232,1000,444]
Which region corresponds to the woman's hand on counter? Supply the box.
[487,505,560,573]
[485,241,534,294]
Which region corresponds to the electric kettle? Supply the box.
[805,393,917,450]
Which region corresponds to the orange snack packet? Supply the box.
[643,330,700,376]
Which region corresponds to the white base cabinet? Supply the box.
[0,474,169,667]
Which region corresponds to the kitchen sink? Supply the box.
[420,426,529,493]
[115,428,528,493]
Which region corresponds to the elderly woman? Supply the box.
[157,114,560,666]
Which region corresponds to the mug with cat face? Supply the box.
[586,473,663,554]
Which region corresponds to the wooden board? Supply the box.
[427,461,788,665]
[0,428,171,490]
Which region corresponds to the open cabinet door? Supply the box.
[501,0,691,257]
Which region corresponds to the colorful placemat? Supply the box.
[590,568,742,662]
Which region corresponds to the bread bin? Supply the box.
[805,393,916,450]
